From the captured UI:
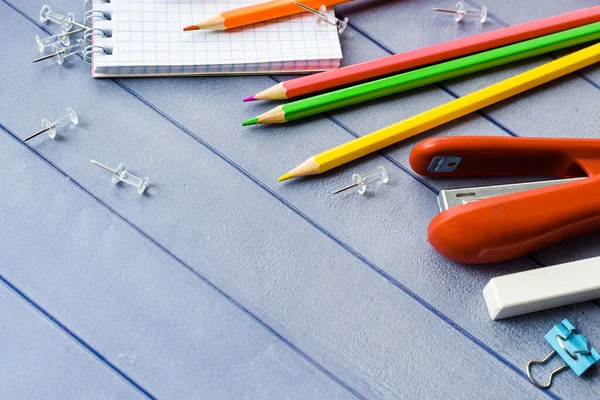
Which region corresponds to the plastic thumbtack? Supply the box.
[39,4,86,30]
[432,2,488,23]
[22,108,79,142]
[32,38,85,64]
[294,2,349,33]
[527,319,599,389]
[35,27,84,53]
[91,160,149,194]
[332,166,389,195]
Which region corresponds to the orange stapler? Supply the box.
[409,136,600,264]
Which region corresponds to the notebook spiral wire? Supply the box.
[82,1,113,64]
[84,0,111,11]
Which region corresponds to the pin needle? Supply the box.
[295,2,319,14]
[22,126,53,142]
[431,7,457,13]
[331,182,360,195]
[66,27,86,35]
[72,21,88,29]
[32,52,60,63]
[32,38,85,64]
[91,160,119,175]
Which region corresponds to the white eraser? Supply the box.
[483,256,600,320]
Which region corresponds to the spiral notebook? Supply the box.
[90,0,344,77]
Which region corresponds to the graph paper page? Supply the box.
[92,0,343,75]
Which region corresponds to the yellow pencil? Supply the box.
[278,41,600,182]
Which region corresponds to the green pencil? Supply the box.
[242,21,600,126]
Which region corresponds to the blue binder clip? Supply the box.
[527,319,599,389]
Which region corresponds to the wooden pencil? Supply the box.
[245,5,600,101]
[243,21,600,125]
[277,41,600,181]
[184,0,353,31]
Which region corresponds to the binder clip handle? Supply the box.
[526,351,569,389]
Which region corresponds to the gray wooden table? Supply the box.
[0,0,598,398]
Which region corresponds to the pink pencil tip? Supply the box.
[243,95,257,102]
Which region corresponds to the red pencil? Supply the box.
[244,5,600,101]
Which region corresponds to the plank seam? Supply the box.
[0,120,366,400]
[0,274,157,399]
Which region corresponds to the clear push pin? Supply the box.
[294,2,349,33]
[332,166,389,195]
[35,27,84,53]
[39,4,87,30]
[22,108,79,142]
[32,38,85,64]
[432,2,488,23]
[91,160,149,194]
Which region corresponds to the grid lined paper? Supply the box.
[92,0,343,77]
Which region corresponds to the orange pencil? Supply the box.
[184,0,353,31]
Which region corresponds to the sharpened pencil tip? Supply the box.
[243,95,257,102]
[183,25,199,31]
[278,172,293,182]
[242,117,259,126]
